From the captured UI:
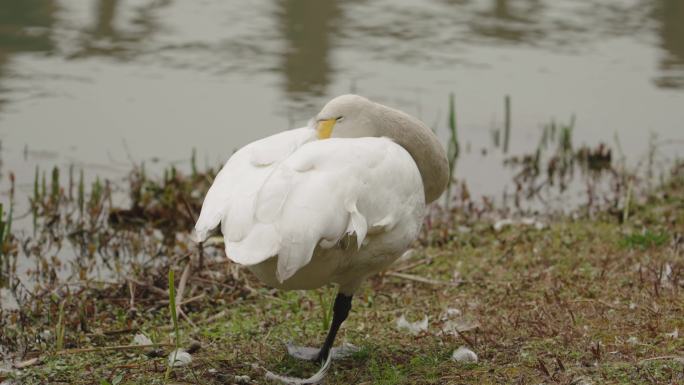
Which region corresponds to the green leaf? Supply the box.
[112,372,124,385]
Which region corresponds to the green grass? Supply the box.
[620,230,669,250]
[164,269,181,381]
[6,172,684,385]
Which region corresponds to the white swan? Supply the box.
[194,94,448,374]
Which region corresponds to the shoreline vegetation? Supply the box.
[1,116,683,383]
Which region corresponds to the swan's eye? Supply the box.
[336,116,344,122]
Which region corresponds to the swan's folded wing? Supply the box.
[222,137,425,282]
[192,127,316,242]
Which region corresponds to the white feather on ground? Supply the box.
[396,314,429,335]
[451,346,478,363]
[167,349,192,367]
[132,333,152,346]
[264,353,332,385]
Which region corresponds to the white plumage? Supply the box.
[193,95,448,379]
[194,126,425,292]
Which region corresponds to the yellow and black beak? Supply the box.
[316,119,336,139]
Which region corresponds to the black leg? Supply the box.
[315,293,353,363]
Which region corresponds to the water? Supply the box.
[0,0,683,208]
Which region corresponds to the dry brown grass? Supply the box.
[3,167,683,385]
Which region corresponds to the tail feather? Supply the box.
[191,228,209,243]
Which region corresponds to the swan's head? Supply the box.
[314,94,449,203]
[314,94,377,139]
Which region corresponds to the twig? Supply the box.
[638,355,683,364]
[190,276,237,290]
[56,343,174,355]
[162,309,227,331]
[175,261,192,316]
[623,178,633,222]
[204,259,231,267]
[390,259,429,274]
[198,241,205,270]
[179,309,198,329]
[168,251,193,266]
[570,298,621,310]
[386,272,461,286]
[128,280,136,312]
[455,329,476,350]
[159,293,205,306]
[86,327,138,337]
[127,278,167,297]
[199,309,227,325]
[14,357,40,369]
[180,194,198,223]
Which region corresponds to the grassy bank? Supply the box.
[2,164,683,385]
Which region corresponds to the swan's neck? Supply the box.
[371,104,449,203]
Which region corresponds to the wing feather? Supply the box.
[194,132,425,283]
[193,127,316,242]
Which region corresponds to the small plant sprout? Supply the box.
[165,269,182,379]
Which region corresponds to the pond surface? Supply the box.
[0,0,683,208]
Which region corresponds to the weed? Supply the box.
[165,269,181,381]
[620,230,669,250]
